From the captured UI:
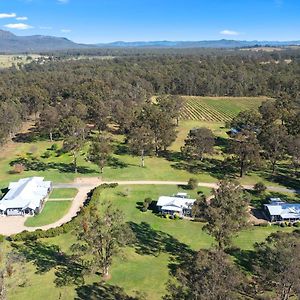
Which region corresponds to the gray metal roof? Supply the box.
[0,177,51,211]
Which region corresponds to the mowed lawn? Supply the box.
[9,184,294,300]
[24,201,72,227]
[49,188,78,199]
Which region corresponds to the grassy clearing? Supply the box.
[8,185,295,300]
[180,96,269,122]
[49,188,78,199]
[0,54,41,69]
[24,201,72,227]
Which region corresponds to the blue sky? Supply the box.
[0,0,299,43]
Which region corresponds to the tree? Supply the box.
[259,100,280,125]
[191,193,207,220]
[229,109,262,132]
[253,231,300,300]
[230,130,261,177]
[127,125,155,167]
[258,125,288,173]
[288,135,300,174]
[61,116,86,173]
[157,95,184,126]
[203,179,249,249]
[181,127,215,161]
[253,182,267,195]
[88,135,112,174]
[39,106,59,141]
[75,201,132,277]
[165,249,246,300]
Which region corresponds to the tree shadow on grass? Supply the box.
[12,240,84,287]
[128,221,195,276]
[171,157,236,180]
[75,282,140,300]
[12,127,49,143]
[9,157,95,174]
[263,166,300,193]
[108,157,128,169]
[226,248,256,273]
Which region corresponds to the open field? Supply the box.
[179,96,270,122]
[0,54,41,69]
[8,184,295,300]
[24,201,72,227]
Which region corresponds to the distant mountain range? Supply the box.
[0,29,300,53]
[97,39,300,48]
[0,29,92,53]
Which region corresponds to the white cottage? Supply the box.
[0,177,52,216]
[157,193,196,217]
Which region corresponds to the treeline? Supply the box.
[0,50,300,143]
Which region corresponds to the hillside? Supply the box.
[0,29,91,53]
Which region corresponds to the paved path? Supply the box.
[0,178,298,236]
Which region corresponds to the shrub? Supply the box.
[174,213,180,220]
[11,163,25,174]
[254,182,267,194]
[50,143,59,151]
[141,197,152,212]
[293,222,300,227]
[42,151,51,158]
[187,178,198,190]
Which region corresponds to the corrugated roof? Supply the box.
[0,177,51,212]
[265,203,300,219]
[157,195,195,211]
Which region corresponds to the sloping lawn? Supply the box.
[24,201,71,227]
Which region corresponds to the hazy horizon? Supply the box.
[0,0,300,44]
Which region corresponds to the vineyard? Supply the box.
[179,96,269,122]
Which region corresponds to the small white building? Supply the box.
[157,193,196,217]
[0,177,52,216]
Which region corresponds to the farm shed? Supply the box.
[0,177,52,216]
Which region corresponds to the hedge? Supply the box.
[8,183,118,241]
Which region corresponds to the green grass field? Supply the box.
[180,96,270,122]
[49,188,78,199]
[8,184,294,300]
[24,201,72,227]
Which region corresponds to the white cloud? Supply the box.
[0,13,17,19]
[4,23,33,30]
[220,29,240,36]
[16,16,28,21]
[61,29,71,33]
[58,0,69,3]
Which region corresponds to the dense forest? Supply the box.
[0,49,300,144]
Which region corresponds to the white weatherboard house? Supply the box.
[157,193,196,217]
[264,198,300,222]
[0,177,52,216]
